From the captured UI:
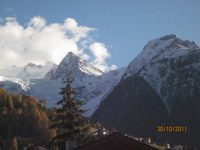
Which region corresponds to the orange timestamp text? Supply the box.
[157,126,187,132]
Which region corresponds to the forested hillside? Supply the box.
[0,88,55,149]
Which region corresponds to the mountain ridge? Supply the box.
[18,61,57,79]
[0,51,124,117]
[122,34,200,111]
[92,34,200,148]
[45,52,103,80]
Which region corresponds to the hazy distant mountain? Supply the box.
[0,75,29,94]
[0,52,125,116]
[0,65,23,77]
[18,62,57,79]
[92,34,200,148]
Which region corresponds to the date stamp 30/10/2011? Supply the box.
[157,126,187,133]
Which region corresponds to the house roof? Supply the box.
[73,132,158,150]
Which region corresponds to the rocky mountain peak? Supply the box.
[46,52,103,80]
[159,34,176,40]
[26,62,42,68]
[123,34,199,79]
[122,34,200,112]
[92,35,200,148]
[143,34,198,52]
[67,51,78,58]
[62,52,80,63]
[159,34,198,50]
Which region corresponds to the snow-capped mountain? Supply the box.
[0,75,62,107]
[45,52,125,116]
[45,52,103,80]
[123,34,198,79]
[18,62,57,79]
[0,52,125,116]
[0,75,29,93]
[82,67,126,116]
[0,62,57,79]
[92,34,200,148]
[123,34,200,111]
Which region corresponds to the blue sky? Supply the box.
[0,0,200,71]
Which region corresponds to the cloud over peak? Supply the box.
[0,16,117,72]
[90,42,111,72]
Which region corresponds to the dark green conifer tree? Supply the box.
[49,77,93,149]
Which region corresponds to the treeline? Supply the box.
[0,88,55,149]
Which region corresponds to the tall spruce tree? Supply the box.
[49,76,93,149]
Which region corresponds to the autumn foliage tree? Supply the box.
[9,137,18,150]
[0,88,54,149]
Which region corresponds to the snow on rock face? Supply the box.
[30,66,124,117]
[44,52,125,116]
[0,52,125,117]
[0,75,62,107]
[0,75,30,93]
[17,62,57,79]
[81,67,126,116]
[28,79,62,107]
[123,34,200,111]
[123,34,198,78]
[46,52,103,80]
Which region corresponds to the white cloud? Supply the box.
[28,16,46,29]
[63,18,94,42]
[89,42,117,72]
[111,65,118,70]
[0,16,117,72]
